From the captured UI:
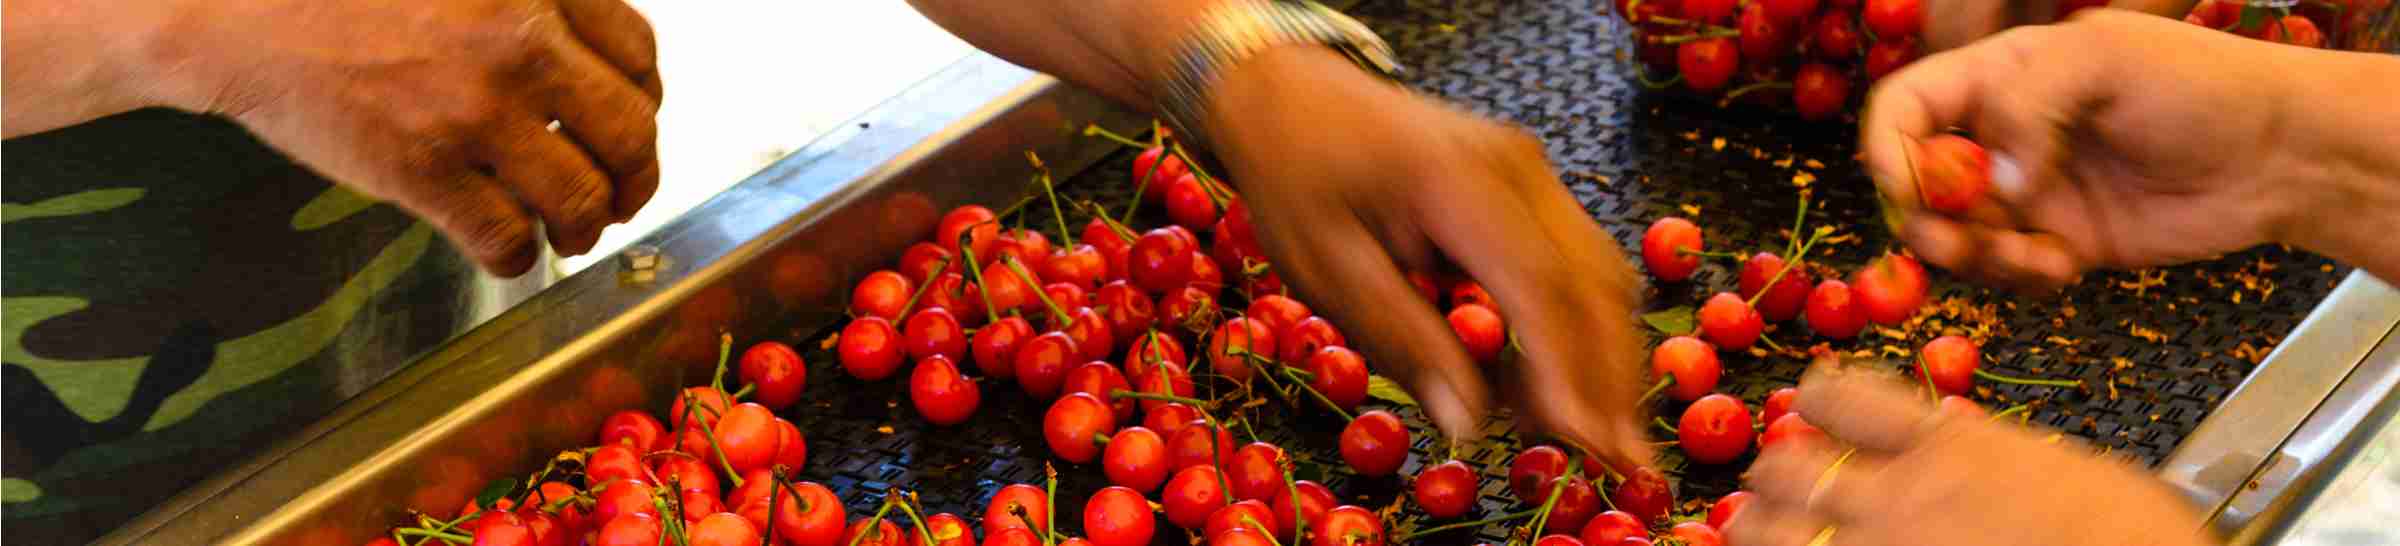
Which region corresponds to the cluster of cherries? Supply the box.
[2182,0,2387,49]
[1617,0,1937,119]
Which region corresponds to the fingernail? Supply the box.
[1989,151,2026,201]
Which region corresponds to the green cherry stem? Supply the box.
[1026,151,1075,248]
[1975,368,2084,388]
[682,390,746,488]
[898,256,952,317]
[1282,367,1355,421]
[1637,375,1675,407]
[1787,194,1812,259]
[1003,257,1072,326]
[1747,227,1831,309]
[893,489,936,546]
[1990,404,2032,423]
[1656,28,1742,44]
[1653,417,1678,435]
[1676,248,1749,260]
[845,497,901,546]
[1082,124,1149,149]
[396,528,474,545]
[1396,510,1539,541]
[955,229,1007,325]
[1110,389,1211,408]
[712,333,732,394]
[1916,357,1941,402]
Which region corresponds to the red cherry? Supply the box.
[712,403,781,474]
[1668,522,1726,546]
[1509,446,1571,503]
[1207,504,1278,543]
[1189,252,1225,292]
[1761,387,1799,425]
[1852,253,1929,326]
[936,206,1001,259]
[1163,465,1230,530]
[1228,442,1290,502]
[1707,492,1754,529]
[590,478,659,524]
[1738,252,1813,322]
[1132,360,1197,415]
[1766,0,1819,22]
[2262,15,2325,47]
[1206,317,1277,383]
[843,518,903,546]
[1863,0,1922,39]
[1144,402,1202,438]
[1413,460,1479,519]
[1448,304,1508,364]
[1915,134,1991,214]
[1406,271,1442,304]
[1919,335,1981,396]
[1013,332,1080,399]
[1104,427,1171,492]
[1532,535,1585,546]
[1277,316,1347,363]
[1697,292,1764,350]
[739,341,807,410]
[687,513,760,546]
[1166,174,1222,232]
[910,355,981,425]
[1134,147,1191,205]
[1051,307,1116,362]
[1737,3,1788,62]
[1163,225,1200,248]
[1760,413,1826,450]
[1044,282,1090,312]
[1065,361,1136,422]
[1678,394,1757,464]
[1941,395,1986,417]
[1613,467,1674,524]
[1791,62,1850,121]
[1581,511,1649,544]
[1270,480,1336,542]
[669,386,733,430]
[1125,330,1189,380]
[976,262,1039,316]
[1810,12,1862,61]
[650,455,720,501]
[1864,37,1920,80]
[1449,279,1496,310]
[1680,0,1737,23]
[1244,270,1287,299]
[1312,506,1386,546]
[1303,346,1370,411]
[971,316,1033,379]
[1043,244,1108,290]
[1677,38,1741,93]
[1085,486,1158,546]
[1158,286,1220,332]
[592,512,662,546]
[1543,477,1603,534]
[471,511,533,546]
[915,274,973,324]
[839,317,906,381]
[1131,228,1196,294]
[1095,281,1157,346]
[1167,419,1237,471]
[772,418,809,475]
[598,410,668,452]
[1085,217,1133,255]
[904,308,969,364]
[1245,295,1313,335]
[1044,392,1118,463]
[1221,197,1257,241]
[1340,411,1411,476]
[1641,217,1705,282]
[1650,336,1723,402]
[983,528,1042,546]
[907,513,975,546]
[985,484,1050,537]
[1804,279,1867,339]
[1001,228,1054,264]
[850,271,915,321]
[900,243,954,285]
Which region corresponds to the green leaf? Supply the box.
[475,477,516,508]
[1365,375,1419,406]
[1641,306,1697,336]
[2238,5,2264,33]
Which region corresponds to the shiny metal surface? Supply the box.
[2225,286,2400,545]
[102,53,1150,545]
[2248,379,2400,546]
[2158,272,2400,536]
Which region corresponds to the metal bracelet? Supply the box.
[1153,0,1403,152]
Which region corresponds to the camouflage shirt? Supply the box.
[3,109,477,543]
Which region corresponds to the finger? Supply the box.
[1900,214,2085,291]
[1862,24,2094,225]
[1791,365,1942,453]
[1744,435,1892,524]
[1262,207,1494,447]
[553,0,663,100]
[1495,136,1655,467]
[483,118,615,256]
[381,169,541,276]
[1722,502,1838,546]
[532,22,662,221]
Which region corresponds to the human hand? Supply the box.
[1861,10,2331,291]
[1201,47,1654,468]
[1727,359,2214,546]
[143,0,662,275]
[1920,0,2195,50]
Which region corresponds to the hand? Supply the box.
[1860,10,2324,291]
[1921,0,2195,50]
[143,0,662,275]
[1202,47,1654,468]
[1727,359,2214,546]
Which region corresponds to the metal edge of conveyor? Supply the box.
[100,52,1148,545]
[2158,271,2400,538]
[2231,325,2400,545]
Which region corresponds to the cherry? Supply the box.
[1166,174,1223,231]
[1509,446,1571,503]
[1096,281,1157,345]
[1211,527,1277,546]
[1134,147,1192,205]
[1413,460,1479,519]
[1062,539,1094,546]
[765,481,848,546]
[598,410,668,452]
[1940,395,1986,418]
[651,455,721,501]
[850,271,915,321]
[1761,387,1799,425]
[1919,335,1981,396]
[985,484,1050,537]
[2263,15,2326,47]
[1915,134,1991,214]
[1449,304,1508,365]
[1613,467,1674,524]
[1044,244,1108,290]
[1085,486,1158,546]
[1278,316,1347,363]
[1864,37,1920,80]
[1313,505,1386,546]
[1304,346,1370,411]
[1581,511,1648,544]
[1678,38,1742,94]
[1244,270,1287,299]
[1125,330,1189,380]
[1270,480,1336,542]
[1206,500,1277,539]
[1013,331,1081,399]
[1131,228,1197,294]
[1760,412,1826,449]
[1791,62,1850,121]
[1220,442,1287,503]
[1641,217,1705,282]
[470,511,533,546]
[1000,228,1054,265]
[908,513,975,546]
[1340,411,1411,476]
[1810,12,1862,61]
[843,518,903,546]
[519,511,566,546]
[1737,3,1788,62]
[1697,292,1764,350]
[1132,360,1197,414]
[1246,295,1313,335]
[971,316,1033,379]
[1158,285,1220,332]
[1544,477,1603,534]
[1207,317,1277,383]
[904,308,969,364]
[936,206,1001,259]
[1449,279,1497,310]
[1650,336,1723,402]
[1634,16,1680,70]
[1678,394,1757,465]
[916,274,973,323]
[1189,252,1226,292]
[1052,306,1116,362]
[1144,402,1202,438]
[1707,491,1754,529]
[1851,253,1929,327]
[1668,522,1726,546]
[687,512,761,546]
[1803,279,1867,340]
[1102,426,1172,492]
[977,261,1040,315]
[739,341,807,411]
[1066,361,1137,422]
[669,386,733,430]
[1164,464,1231,529]
[1863,0,1922,39]
[1739,252,1814,322]
[589,478,659,524]
[1406,271,1442,304]
[1167,419,1237,471]
[900,243,954,285]
[1531,536,1585,546]
[532,481,589,533]
[1085,217,1133,255]
[841,318,910,381]
[910,355,982,425]
[984,528,1042,546]
[1765,0,1819,23]
[1045,392,1119,463]
[1681,0,1737,23]
[712,402,781,474]
[592,512,662,546]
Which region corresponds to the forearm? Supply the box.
[2279,49,2400,281]
[904,0,1221,108]
[3,0,172,137]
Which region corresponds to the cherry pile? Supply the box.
[2182,0,2386,49]
[1617,0,1925,119]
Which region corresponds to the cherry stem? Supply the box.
[893,489,937,546]
[1657,28,1741,44]
[955,231,1007,325]
[1072,200,1142,243]
[1676,248,1748,260]
[682,391,746,489]
[1236,350,1298,407]
[1787,194,1811,259]
[994,194,1040,222]
[1637,375,1674,407]
[1168,143,1235,207]
[898,256,952,317]
[1082,124,1149,149]
[1004,257,1072,326]
[712,333,733,394]
[1240,515,1289,546]
[1110,389,1210,408]
[1746,228,1831,309]
[1990,404,2032,423]
[1718,81,1793,106]
[1281,367,1356,421]
[1915,356,1941,402]
[731,383,755,400]
[1975,368,2083,388]
[1396,510,1538,541]
[1757,333,1788,354]
[1092,432,1113,447]
[1278,447,1308,540]
[845,496,901,546]
[396,528,473,545]
[1636,67,1683,90]
[1026,151,1075,248]
[764,468,785,546]
[1524,452,1584,539]
[1045,463,1062,546]
[1653,416,1679,435]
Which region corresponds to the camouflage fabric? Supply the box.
[3,109,477,544]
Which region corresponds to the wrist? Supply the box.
[2270,49,2400,279]
[1198,45,1402,184]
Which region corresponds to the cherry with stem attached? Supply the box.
[1025,151,1076,248]
[957,225,1007,325]
[1394,510,1538,542]
[1003,257,1074,327]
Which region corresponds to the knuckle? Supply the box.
[558,170,614,224]
[461,207,537,261]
